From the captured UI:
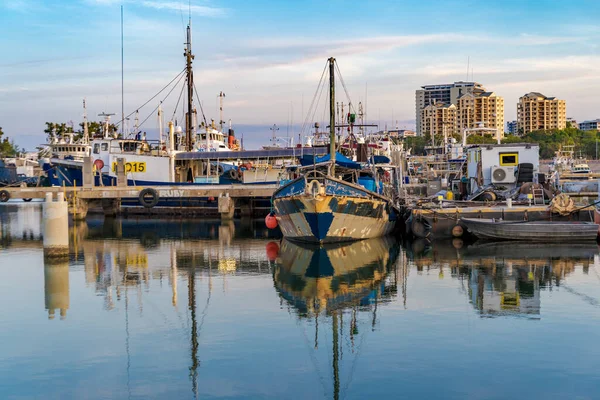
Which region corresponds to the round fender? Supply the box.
[229,168,240,180]
[138,188,159,208]
[411,220,429,238]
[23,198,33,202]
[0,190,10,203]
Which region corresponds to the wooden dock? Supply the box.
[0,183,278,220]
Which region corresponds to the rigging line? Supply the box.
[192,82,209,127]
[300,61,328,136]
[334,62,356,115]
[134,71,187,133]
[300,61,327,136]
[297,317,329,399]
[171,77,188,123]
[341,317,369,400]
[115,68,186,127]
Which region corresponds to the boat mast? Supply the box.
[329,57,336,174]
[121,5,125,136]
[185,21,194,152]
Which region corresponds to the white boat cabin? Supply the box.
[466,143,540,193]
[51,143,91,160]
[195,128,230,152]
[91,138,171,183]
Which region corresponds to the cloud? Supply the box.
[84,0,226,17]
[139,1,226,17]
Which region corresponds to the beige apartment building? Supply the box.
[517,92,566,134]
[420,102,458,139]
[415,81,484,136]
[457,91,504,138]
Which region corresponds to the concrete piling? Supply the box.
[44,258,70,320]
[43,192,69,259]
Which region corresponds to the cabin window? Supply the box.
[499,152,518,166]
[93,144,100,154]
[101,143,108,151]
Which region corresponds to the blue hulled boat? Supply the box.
[272,57,398,243]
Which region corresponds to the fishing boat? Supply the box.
[571,163,591,174]
[272,58,399,243]
[461,218,599,242]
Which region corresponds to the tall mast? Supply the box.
[328,57,336,174]
[120,5,125,136]
[185,21,194,151]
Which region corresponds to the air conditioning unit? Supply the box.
[491,166,516,184]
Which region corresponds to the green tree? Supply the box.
[0,127,20,157]
[44,120,118,142]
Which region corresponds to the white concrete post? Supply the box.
[43,192,69,259]
[44,258,70,320]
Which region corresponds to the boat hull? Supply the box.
[461,218,599,242]
[273,178,397,243]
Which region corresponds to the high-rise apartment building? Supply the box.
[517,92,566,134]
[420,102,458,140]
[415,81,484,135]
[456,91,504,138]
[506,120,518,135]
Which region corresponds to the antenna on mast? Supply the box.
[219,91,226,132]
[83,98,89,144]
[466,56,470,81]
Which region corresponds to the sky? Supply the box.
[2,0,600,150]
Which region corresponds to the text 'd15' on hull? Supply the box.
[273,177,397,244]
[461,218,599,242]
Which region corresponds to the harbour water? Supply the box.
[1,203,600,399]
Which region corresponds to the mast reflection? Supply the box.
[273,237,399,400]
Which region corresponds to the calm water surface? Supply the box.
[1,203,600,400]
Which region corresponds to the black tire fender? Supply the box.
[139,188,159,208]
[0,190,10,203]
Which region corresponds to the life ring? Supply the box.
[0,190,10,202]
[138,188,159,208]
[229,168,240,180]
[307,180,321,197]
[93,159,105,170]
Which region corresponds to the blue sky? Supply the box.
[2,0,600,150]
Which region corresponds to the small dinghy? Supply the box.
[461,218,599,242]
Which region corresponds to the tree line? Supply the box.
[0,127,20,157]
[44,121,119,141]
[405,127,600,159]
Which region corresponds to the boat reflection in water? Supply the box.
[407,239,599,319]
[273,237,400,400]
[274,237,399,315]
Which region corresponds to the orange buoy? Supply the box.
[265,241,279,261]
[265,213,278,229]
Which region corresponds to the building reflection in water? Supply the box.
[44,258,70,320]
[407,239,599,318]
[273,237,400,400]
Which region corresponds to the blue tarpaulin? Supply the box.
[299,152,360,169]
